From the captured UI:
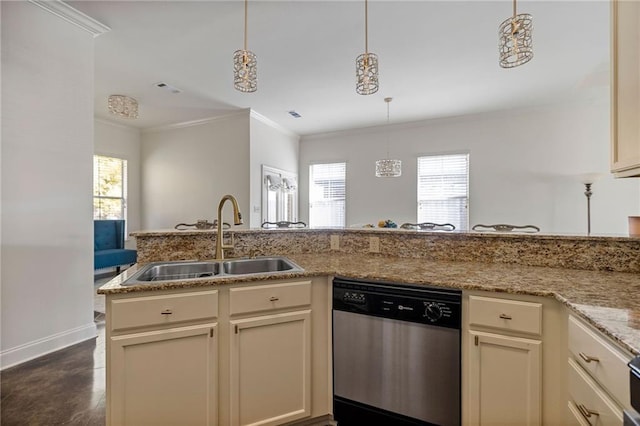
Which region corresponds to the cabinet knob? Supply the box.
[499,313,512,320]
[579,352,600,363]
[161,309,173,315]
[577,403,599,419]
[269,296,279,302]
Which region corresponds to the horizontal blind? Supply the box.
[309,163,346,227]
[417,154,469,230]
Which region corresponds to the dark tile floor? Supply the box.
[1,276,111,425]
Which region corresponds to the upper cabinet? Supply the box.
[611,0,640,177]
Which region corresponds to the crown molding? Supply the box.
[29,1,111,37]
[142,110,250,134]
[250,110,299,140]
[95,117,142,132]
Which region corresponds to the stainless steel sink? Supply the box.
[222,257,302,275]
[122,256,303,285]
[132,261,220,282]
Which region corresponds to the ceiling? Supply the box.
[69,0,610,136]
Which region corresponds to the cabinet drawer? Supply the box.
[568,358,624,426]
[468,295,542,336]
[230,280,311,315]
[568,315,631,409]
[567,401,591,426]
[111,290,218,332]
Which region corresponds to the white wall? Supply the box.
[1,2,98,368]
[94,119,142,247]
[249,112,300,227]
[300,96,640,236]
[141,112,251,230]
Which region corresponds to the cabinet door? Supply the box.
[229,310,311,426]
[467,331,542,426]
[109,323,217,426]
[612,0,640,177]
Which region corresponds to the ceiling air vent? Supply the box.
[154,82,182,94]
[288,110,302,118]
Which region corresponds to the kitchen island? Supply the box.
[101,228,640,355]
[99,228,640,425]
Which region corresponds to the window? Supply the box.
[309,162,346,227]
[417,153,469,230]
[262,165,298,224]
[93,155,127,220]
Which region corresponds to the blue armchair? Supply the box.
[94,220,137,273]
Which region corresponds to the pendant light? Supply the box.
[233,0,257,92]
[108,95,138,119]
[375,97,401,178]
[498,0,533,68]
[356,0,379,95]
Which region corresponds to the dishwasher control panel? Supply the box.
[333,278,461,329]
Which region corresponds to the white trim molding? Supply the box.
[0,322,97,370]
[250,110,299,139]
[95,117,142,132]
[29,0,110,37]
[142,109,250,134]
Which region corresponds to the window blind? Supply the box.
[417,154,469,230]
[309,162,346,227]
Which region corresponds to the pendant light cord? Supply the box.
[244,0,248,52]
[385,97,392,158]
[364,0,369,54]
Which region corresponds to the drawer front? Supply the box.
[568,358,624,426]
[568,315,631,409]
[230,280,311,315]
[111,290,218,331]
[567,401,591,426]
[468,295,542,335]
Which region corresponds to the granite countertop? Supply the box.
[99,253,640,356]
[131,227,640,242]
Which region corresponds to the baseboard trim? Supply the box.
[284,414,335,426]
[0,322,97,370]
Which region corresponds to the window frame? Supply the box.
[308,162,347,228]
[93,154,128,222]
[261,165,299,224]
[416,152,469,231]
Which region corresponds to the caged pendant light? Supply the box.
[233,0,257,92]
[356,0,379,95]
[108,95,138,119]
[498,0,533,68]
[375,97,401,178]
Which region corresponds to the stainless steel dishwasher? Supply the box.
[332,277,461,426]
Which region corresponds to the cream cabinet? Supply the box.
[106,289,220,426]
[106,278,331,426]
[228,281,312,426]
[467,331,542,425]
[611,0,640,177]
[466,295,542,425]
[110,324,218,426]
[463,292,567,426]
[567,315,632,425]
[230,311,311,426]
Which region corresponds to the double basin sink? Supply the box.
[122,256,303,286]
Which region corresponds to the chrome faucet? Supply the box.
[215,194,243,260]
